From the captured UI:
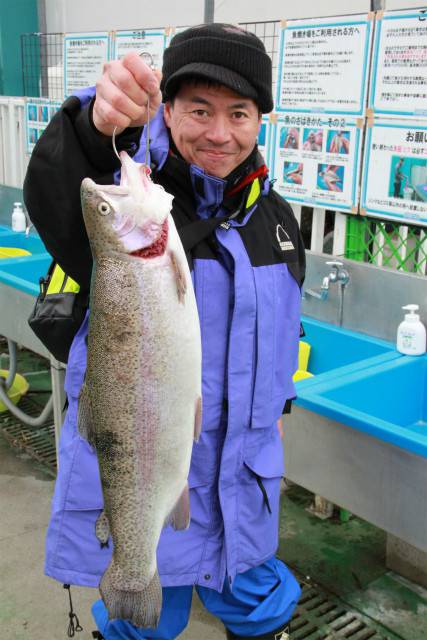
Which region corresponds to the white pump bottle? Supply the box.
[396,304,426,356]
[11,202,26,232]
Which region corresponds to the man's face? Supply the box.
[163,83,262,178]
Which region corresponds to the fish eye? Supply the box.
[98,201,111,216]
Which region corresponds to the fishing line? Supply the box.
[111,51,155,167]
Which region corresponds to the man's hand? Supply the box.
[92,52,163,137]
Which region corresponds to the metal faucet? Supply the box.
[303,276,330,300]
[303,261,350,326]
[324,260,350,287]
[24,210,34,237]
[304,261,349,300]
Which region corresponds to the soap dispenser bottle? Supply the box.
[11,202,26,232]
[396,304,426,355]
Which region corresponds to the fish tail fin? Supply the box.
[100,564,162,629]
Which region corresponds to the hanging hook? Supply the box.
[111,51,155,166]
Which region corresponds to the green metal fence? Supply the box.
[345,215,427,275]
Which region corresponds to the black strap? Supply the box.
[63,584,83,637]
[283,398,294,415]
[178,215,232,252]
[254,474,272,515]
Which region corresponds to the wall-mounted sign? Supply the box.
[113,29,167,69]
[275,14,373,115]
[257,115,273,168]
[361,119,427,226]
[64,32,110,97]
[271,113,363,212]
[369,9,427,118]
[25,98,62,153]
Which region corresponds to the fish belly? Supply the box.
[84,251,201,627]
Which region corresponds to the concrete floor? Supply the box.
[0,437,224,640]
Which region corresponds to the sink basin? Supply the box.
[0,227,47,256]
[300,316,396,380]
[0,255,51,295]
[0,225,50,296]
[296,354,427,457]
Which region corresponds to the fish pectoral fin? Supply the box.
[169,250,187,304]
[194,396,202,442]
[77,384,95,446]
[95,510,110,548]
[165,483,190,531]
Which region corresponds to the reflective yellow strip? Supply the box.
[46,264,80,294]
[46,264,66,294]
[63,275,80,293]
[246,178,261,209]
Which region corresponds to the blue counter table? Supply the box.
[284,317,427,553]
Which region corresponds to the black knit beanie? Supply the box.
[161,23,273,113]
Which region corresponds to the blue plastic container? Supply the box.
[0,225,50,295]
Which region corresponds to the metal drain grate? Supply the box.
[291,584,399,639]
[0,395,57,476]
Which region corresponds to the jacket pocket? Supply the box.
[63,436,104,511]
[238,433,284,563]
[52,507,111,584]
[251,265,301,428]
[59,395,103,511]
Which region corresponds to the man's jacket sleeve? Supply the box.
[23,96,141,290]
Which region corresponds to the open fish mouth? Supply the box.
[81,151,174,259]
[129,219,169,259]
[110,208,166,257]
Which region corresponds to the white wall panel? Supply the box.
[46,0,203,33]
[45,0,375,33]
[216,0,371,23]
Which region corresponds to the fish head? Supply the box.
[80,152,174,259]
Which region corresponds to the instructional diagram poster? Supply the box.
[271,113,363,211]
[25,98,62,153]
[276,14,372,115]
[257,116,273,168]
[113,30,167,69]
[370,9,427,117]
[64,32,110,97]
[361,120,427,226]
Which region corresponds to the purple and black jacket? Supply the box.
[24,90,305,594]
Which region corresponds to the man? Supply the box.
[393,158,407,198]
[24,23,305,640]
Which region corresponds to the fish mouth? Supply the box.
[81,176,97,195]
[129,220,169,259]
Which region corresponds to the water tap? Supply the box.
[304,261,350,301]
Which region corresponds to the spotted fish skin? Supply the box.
[78,158,202,629]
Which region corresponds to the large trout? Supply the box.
[78,151,202,628]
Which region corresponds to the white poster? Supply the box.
[369,9,427,118]
[361,120,427,226]
[276,14,372,115]
[64,33,110,97]
[113,29,167,69]
[271,113,363,211]
[25,98,62,153]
